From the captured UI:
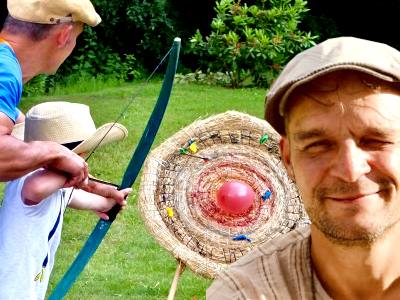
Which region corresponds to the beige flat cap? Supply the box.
[8,0,101,26]
[265,37,400,134]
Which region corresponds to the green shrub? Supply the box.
[44,0,175,87]
[22,75,49,97]
[175,71,231,86]
[69,27,143,81]
[189,0,317,88]
[126,0,176,65]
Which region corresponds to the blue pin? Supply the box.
[262,189,272,202]
[232,234,252,242]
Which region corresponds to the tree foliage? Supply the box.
[3,0,328,93]
[189,0,317,88]
[56,0,176,80]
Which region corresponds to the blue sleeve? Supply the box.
[0,45,22,123]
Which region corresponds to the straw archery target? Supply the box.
[138,111,308,278]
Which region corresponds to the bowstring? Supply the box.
[85,47,173,162]
[66,46,173,203]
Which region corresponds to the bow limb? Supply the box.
[49,37,181,299]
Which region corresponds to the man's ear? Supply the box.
[55,24,74,48]
[280,137,295,180]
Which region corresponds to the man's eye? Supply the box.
[303,141,332,152]
[360,139,391,148]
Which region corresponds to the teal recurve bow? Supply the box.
[49,37,181,299]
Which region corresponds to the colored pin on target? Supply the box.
[232,234,252,242]
[179,147,189,154]
[179,147,209,161]
[166,207,174,218]
[259,134,269,145]
[187,139,198,153]
[262,189,272,202]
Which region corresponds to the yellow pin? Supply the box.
[188,141,198,153]
[166,207,174,218]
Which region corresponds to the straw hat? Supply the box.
[265,37,400,134]
[7,0,101,26]
[138,111,308,278]
[18,101,127,154]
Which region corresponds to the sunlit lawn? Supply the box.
[1,79,266,299]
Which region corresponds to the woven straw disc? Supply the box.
[138,111,308,278]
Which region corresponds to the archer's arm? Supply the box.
[21,169,67,205]
[22,168,131,215]
[68,187,131,220]
[0,113,88,187]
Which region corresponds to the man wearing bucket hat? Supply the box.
[208,36,400,299]
[0,101,131,299]
[0,0,101,189]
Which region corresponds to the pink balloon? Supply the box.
[217,181,255,215]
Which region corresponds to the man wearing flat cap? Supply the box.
[0,1,125,201]
[208,37,400,299]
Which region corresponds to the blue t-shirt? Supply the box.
[0,43,22,122]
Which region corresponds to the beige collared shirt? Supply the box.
[207,226,331,300]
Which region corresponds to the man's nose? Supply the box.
[329,140,371,182]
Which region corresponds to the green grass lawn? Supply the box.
[2,80,266,299]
